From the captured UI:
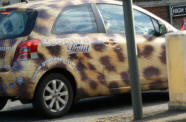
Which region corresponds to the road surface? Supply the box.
[0,91,169,122]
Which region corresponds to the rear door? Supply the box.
[0,9,37,72]
[51,4,108,95]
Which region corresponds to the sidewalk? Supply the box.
[87,103,186,122]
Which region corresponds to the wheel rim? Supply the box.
[43,79,69,113]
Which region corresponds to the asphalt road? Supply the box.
[0,91,169,122]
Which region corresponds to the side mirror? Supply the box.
[159,24,167,35]
[154,23,168,36]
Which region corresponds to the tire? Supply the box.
[0,97,8,110]
[33,73,74,118]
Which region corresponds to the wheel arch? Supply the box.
[33,68,77,102]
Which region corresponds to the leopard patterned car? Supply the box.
[0,0,177,118]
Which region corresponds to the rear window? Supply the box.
[0,10,37,40]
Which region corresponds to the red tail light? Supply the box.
[0,12,11,15]
[13,40,40,62]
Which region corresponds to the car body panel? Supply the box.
[0,0,177,101]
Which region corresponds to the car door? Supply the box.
[96,3,167,91]
[51,4,111,96]
[132,10,168,90]
[95,4,130,92]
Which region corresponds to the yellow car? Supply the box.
[0,0,177,118]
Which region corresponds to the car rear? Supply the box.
[0,8,39,100]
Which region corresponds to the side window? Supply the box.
[134,10,155,35]
[97,4,156,35]
[52,5,97,34]
[96,4,125,33]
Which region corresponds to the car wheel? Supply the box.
[0,97,8,110]
[33,73,74,118]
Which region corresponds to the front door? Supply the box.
[96,3,168,91]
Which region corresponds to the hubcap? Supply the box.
[43,79,69,112]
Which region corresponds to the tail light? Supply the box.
[13,40,40,62]
[0,12,11,15]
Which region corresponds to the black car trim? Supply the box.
[91,3,106,33]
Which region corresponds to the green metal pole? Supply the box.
[122,0,143,120]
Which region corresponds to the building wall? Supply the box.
[143,6,185,29]
[144,6,170,22]
[135,0,186,29]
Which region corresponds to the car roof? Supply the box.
[0,0,177,32]
[0,0,122,9]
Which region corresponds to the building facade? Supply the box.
[135,0,186,29]
[1,0,186,29]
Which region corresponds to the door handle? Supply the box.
[104,39,117,46]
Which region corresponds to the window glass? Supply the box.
[134,10,155,35]
[97,4,125,33]
[97,4,155,35]
[52,5,97,34]
[0,11,37,40]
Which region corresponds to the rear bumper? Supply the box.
[0,61,37,100]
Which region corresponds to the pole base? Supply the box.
[169,102,186,111]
